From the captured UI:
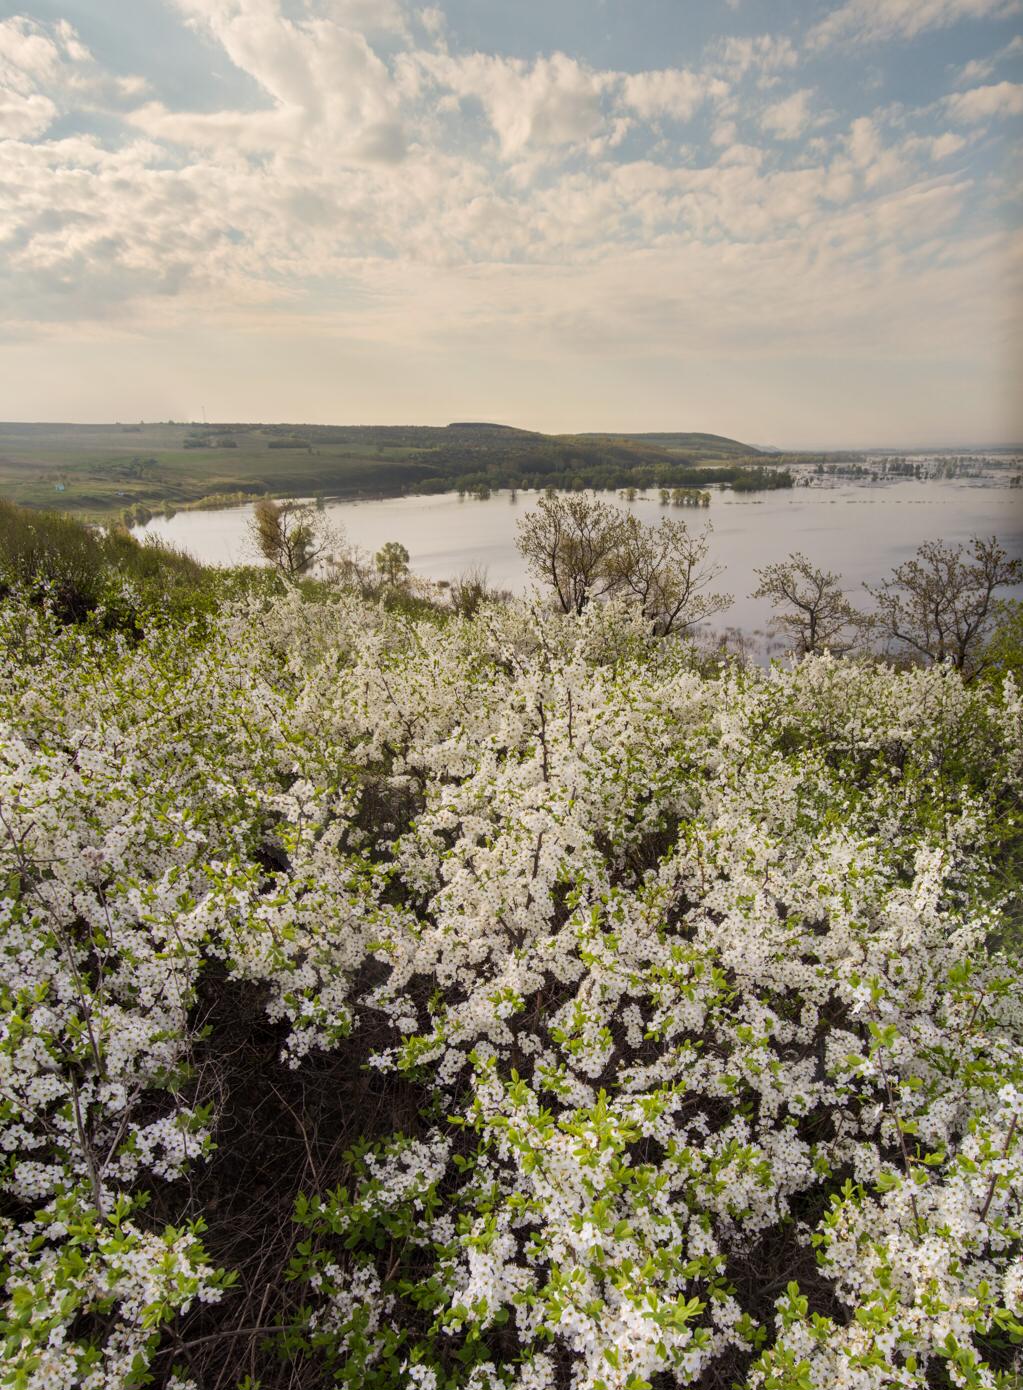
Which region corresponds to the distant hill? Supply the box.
[578,431,759,458]
[0,420,783,517]
[446,422,541,436]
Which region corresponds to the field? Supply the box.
[0,422,436,516]
[0,421,774,518]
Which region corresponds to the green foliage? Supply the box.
[0,498,210,629]
[980,600,1023,684]
[376,540,411,586]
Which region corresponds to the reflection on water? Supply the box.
[137,480,1023,637]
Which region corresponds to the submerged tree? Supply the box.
[249,499,334,578]
[866,534,1022,678]
[752,552,866,656]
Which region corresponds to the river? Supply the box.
[136,477,1023,642]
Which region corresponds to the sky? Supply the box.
[0,0,1021,447]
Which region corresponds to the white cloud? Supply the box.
[0,91,55,140]
[318,0,410,34]
[620,68,727,122]
[145,0,409,162]
[760,88,814,139]
[420,51,611,156]
[929,130,969,157]
[950,33,1023,85]
[809,0,1021,48]
[0,16,149,142]
[945,80,1023,121]
[815,115,910,191]
[713,34,799,77]
[418,6,446,37]
[953,33,1023,83]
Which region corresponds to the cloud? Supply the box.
[0,91,55,140]
[952,34,1023,83]
[929,130,969,157]
[712,34,799,77]
[317,0,411,35]
[809,0,1022,48]
[760,88,814,139]
[0,15,146,139]
[619,68,727,122]
[945,80,1023,120]
[139,0,409,162]
[954,33,1023,83]
[419,51,611,156]
[419,55,729,158]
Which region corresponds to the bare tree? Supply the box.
[249,499,335,578]
[516,494,627,614]
[866,535,1022,678]
[516,493,729,632]
[752,552,866,656]
[612,516,731,635]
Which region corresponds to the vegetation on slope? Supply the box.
[0,497,212,628]
[0,503,1021,1390]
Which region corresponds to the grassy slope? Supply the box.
[0,421,762,516]
[576,431,760,459]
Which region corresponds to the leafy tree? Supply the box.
[375,540,411,587]
[752,552,866,656]
[249,499,333,577]
[866,535,1022,678]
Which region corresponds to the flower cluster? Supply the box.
[1,587,1020,1388]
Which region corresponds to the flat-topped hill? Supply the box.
[578,430,759,458]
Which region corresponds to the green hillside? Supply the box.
[578,430,760,458]
[0,420,779,517]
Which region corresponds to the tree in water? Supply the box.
[866,535,1022,678]
[752,553,866,656]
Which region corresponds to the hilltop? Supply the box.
[577,430,759,459]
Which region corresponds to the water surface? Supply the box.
[137,479,1023,638]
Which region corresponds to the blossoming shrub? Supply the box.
[0,587,1020,1389]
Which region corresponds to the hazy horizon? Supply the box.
[2,0,1021,447]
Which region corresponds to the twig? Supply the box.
[979,1114,1017,1223]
